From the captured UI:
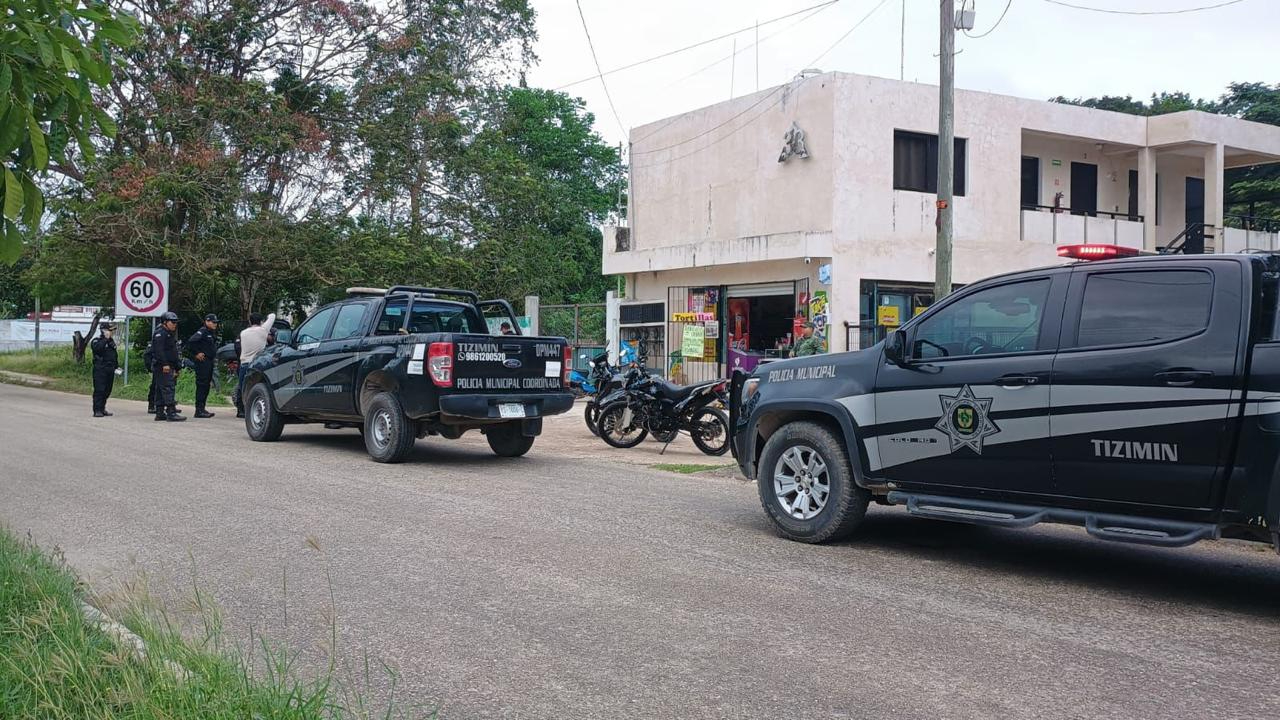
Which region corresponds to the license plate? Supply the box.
[498,403,526,419]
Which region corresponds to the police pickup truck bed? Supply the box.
[241,286,573,463]
[731,249,1280,552]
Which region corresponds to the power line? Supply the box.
[808,0,894,67]
[1042,0,1247,15]
[555,0,841,91]
[962,0,1013,38]
[574,0,627,137]
[632,0,894,168]
[665,0,840,90]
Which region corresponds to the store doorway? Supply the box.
[726,282,806,375]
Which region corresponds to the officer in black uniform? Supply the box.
[90,322,120,417]
[187,313,220,418]
[152,312,187,422]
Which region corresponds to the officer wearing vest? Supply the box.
[90,322,120,417]
[152,312,187,422]
[187,314,220,418]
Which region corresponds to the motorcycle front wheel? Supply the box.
[597,402,649,449]
[584,401,601,437]
[690,407,730,456]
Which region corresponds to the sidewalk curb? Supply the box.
[0,369,50,387]
[80,601,191,680]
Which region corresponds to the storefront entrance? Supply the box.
[666,279,819,383]
[726,282,804,376]
[853,280,936,350]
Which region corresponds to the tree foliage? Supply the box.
[0,0,137,263]
[24,0,625,324]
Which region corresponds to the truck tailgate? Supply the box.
[449,335,567,392]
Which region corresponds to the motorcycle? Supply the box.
[595,370,731,456]
[568,352,627,436]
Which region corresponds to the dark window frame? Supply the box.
[1065,268,1214,352]
[893,130,967,197]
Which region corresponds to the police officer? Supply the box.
[90,322,120,417]
[791,321,825,357]
[187,313,220,418]
[152,312,187,422]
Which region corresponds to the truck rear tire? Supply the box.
[486,422,535,457]
[364,392,416,463]
[757,421,869,544]
[245,383,284,442]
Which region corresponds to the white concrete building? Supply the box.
[603,71,1280,381]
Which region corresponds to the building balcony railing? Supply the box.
[1021,204,1143,223]
[1019,207,1144,248]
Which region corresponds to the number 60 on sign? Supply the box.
[115,267,170,316]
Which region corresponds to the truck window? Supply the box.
[375,298,408,336]
[1076,270,1212,348]
[331,303,369,339]
[296,306,337,345]
[913,279,1050,359]
[406,301,488,335]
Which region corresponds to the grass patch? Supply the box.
[0,528,422,718]
[650,463,734,474]
[0,345,231,407]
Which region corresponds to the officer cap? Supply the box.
[205,313,221,323]
[161,311,179,323]
[100,322,116,331]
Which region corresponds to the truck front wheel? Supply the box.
[486,422,535,457]
[757,421,869,543]
[364,392,416,463]
[245,383,284,442]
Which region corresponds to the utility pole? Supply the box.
[934,0,955,302]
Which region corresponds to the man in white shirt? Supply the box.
[236,312,276,418]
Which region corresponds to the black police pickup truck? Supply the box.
[731,247,1280,552]
[241,286,573,463]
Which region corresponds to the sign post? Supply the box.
[115,267,170,386]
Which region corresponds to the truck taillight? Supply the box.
[428,342,454,387]
[562,345,572,385]
[1057,244,1140,260]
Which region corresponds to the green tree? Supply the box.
[0,0,137,263]
[451,87,624,303]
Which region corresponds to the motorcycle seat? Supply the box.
[653,379,718,403]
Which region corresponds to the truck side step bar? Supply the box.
[885,492,1220,548]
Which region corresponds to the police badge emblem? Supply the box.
[935,385,1000,454]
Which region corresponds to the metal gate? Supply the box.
[846,323,886,352]
[667,286,723,385]
[539,303,606,371]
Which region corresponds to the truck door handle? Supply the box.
[1154,369,1212,387]
[995,374,1039,387]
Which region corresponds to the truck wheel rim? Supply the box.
[372,410,392,448]
[250,395,267,430]
[774,445,829,520]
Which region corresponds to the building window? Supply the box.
[893,130,967,196]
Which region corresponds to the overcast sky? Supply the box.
[524,0,1277,148]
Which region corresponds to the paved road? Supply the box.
[3,382,1279,719]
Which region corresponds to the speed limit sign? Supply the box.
[115,267,170,316]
